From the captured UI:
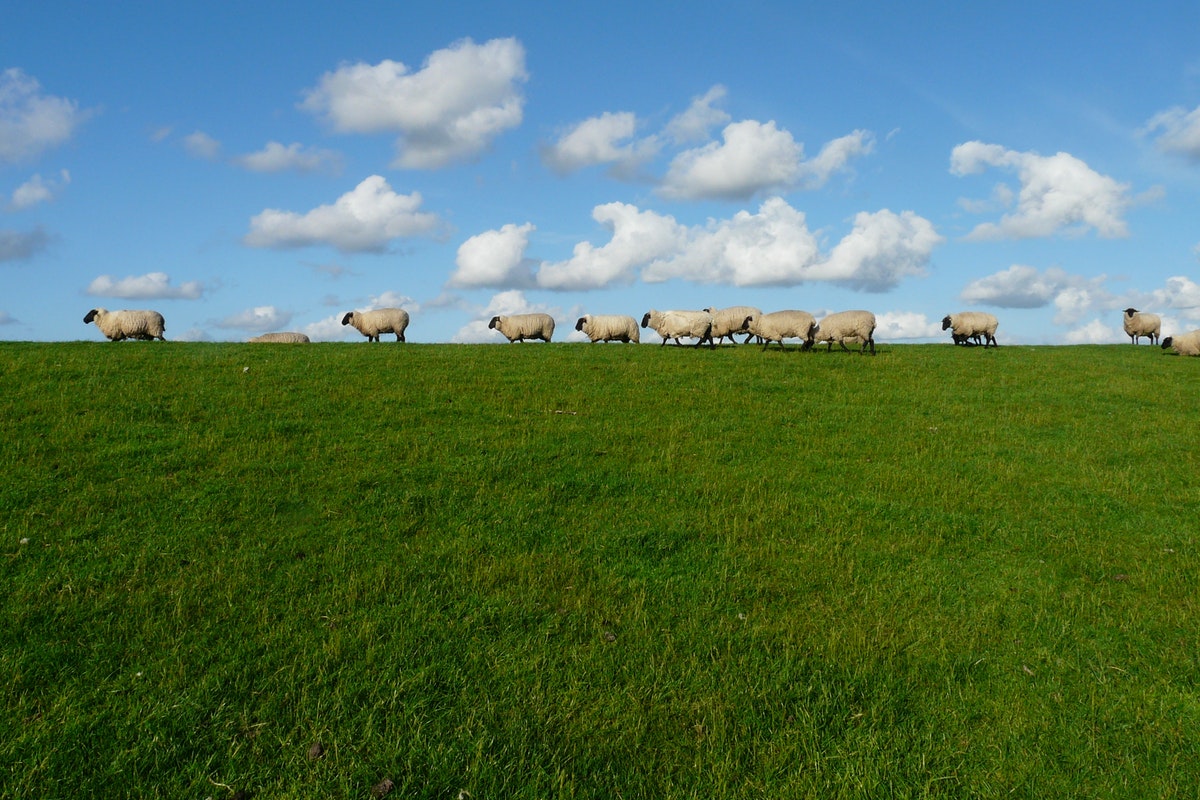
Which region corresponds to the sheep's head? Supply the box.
[574,317,587,332]
[1124,308,1138,318]
[640,312,652,328]
[488,316,501,330]
[83,309,101,324]
[340,312,355,326]
[941,315,953,330]
[739,315,754,332]
[1161,337,1174,349]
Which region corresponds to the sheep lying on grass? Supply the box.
[742,310,817,350]
[341,308,409,342]
[704,305,761,344]
[942,312,999,347]
[814,310,876,354]
[1161,330,1200,356]
[640,309,715,347]
[249,332,310,343]
[1123,308,1160,345]
[83,308,166,341]
[489,313,555,342]
[575,314,639,343]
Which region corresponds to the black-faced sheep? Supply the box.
[83,308,167,341]
[703,305,762,344]
[942,312,999,347]
[1161,330,1200,356]
[742,310,817,350]
[814,310,876,355]
[1122,308,1160,345]
[575,314,639,343]
[640,309,715,347]
[341,308,410,342]
[489,313,555,342]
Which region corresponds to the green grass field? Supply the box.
[2,341,1198,799]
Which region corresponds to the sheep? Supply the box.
[814,310,876,355]
[248,332,310,343]
[1122,308,1161,345]
[83,308,166,341]
[575,314,640,343]
[488,313,555,343]
[703,305,762,344]
[640,309,715,347]
[942,312,999,347]
[341,308,410,342]
[1161,330,1200,356]
[741,310,817,350]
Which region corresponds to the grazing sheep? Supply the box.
[248,332,310,343]
[742,310,817,350]
[703,305,762,344]
[341,308,410,342]
[575,314,640,343]
[83,308,166,341]
[1161,330,1200,356]
[942,312,999,347]
[489,313,555,342]
[1122,308,1161,345]
[814,310,876,355]
[640,309,715,347]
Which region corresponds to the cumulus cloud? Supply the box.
[876,311,942,340]
[8,170,70,210]
[1145,275,1200,322]
[300,37,528,169]
[959,264,1116,325]
[950,141,1132,239]
[184,130,221,160]
[541,112,659,176]
[660,120,803,200]
[1142,104,1200,161]
[244,175,442,253]
[1064,319,1120,344]
[86,271,205,300]
[449,222,537,288]
[0,226,51,261]
[451,289,560,343]
[217,305,292,332]
[234,141,342,174]
[529,198,938,292]
[664,85,731,144]
[0,69,92,164]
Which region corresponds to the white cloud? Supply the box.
[1064,318,1120,344]
[365,290,417,312]
[234,141,342,174]
[797,130,875,189]
[664,85,731,144]
[950,141,1132,239]
[0,226,51,261]
[1146,275,1200,322]
[876,311,942,340]
[86,271,205,300]
[816,209,942,291]
[8,169,70,210]
[449,222,536,288]
[1142,104,1200,160]
[959,264,1116,324]
[217,305,291,332]
[244,175,441,253]
[300,37,528,169]
[184,130,221,160]
[0,69,92,164]
[538,203,685,290]
[541,112,659,176]
[660,120,803,200]
[451,289,560,343]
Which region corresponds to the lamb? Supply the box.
[1161,330,1200,356]
[741,310,817,350]
[488,313,555,343]
[575,314,640,343]
[83,308,166,341]
[248,332,310,343]
[1122,308,1161,345]
[942,312,999,347]
[814,310,876,355]
[341,308,410,342]
[640,309,715,347]
[703,305,762,344]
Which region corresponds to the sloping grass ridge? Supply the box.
[2,342,1198,799]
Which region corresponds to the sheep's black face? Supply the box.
[575,317,586,331]
[640,312,651,328]
[1124,308,1137,318]
[1162,337,1173,349]
[740,315,753,331]
[84,309,98,324]
[488,316,500,330]
[941,315,952,330]
[341,312,354,326]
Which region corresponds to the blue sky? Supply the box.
[2,1,1199,343]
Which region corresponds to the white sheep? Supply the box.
[488,313,555,342]
[742,310,817,350]
[341,308,410,342]
[942,312,999,347]
[814,310,876,355]
[575,314,640,343]
[83,308,166,341]
[703,305,762,344]
[1161,330,1200,356]
[248,332,310,343]
[640,309,715,347]
[1122,308,1161,345]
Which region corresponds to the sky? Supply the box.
[2,1,1199,344]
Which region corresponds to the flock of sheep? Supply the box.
[81,304,1200,355]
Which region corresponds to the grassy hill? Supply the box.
[2,341,1198,799]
